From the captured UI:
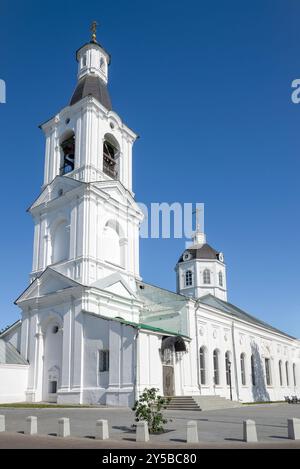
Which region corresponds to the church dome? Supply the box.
[70,74,112,109]
[178,243,222,263]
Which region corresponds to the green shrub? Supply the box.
[132,387,171,433]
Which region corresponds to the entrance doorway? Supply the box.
[163,366,174,396]
[162,346,175,397]
[42,320,62,403]
[47,366,59,402]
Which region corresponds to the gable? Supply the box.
[105,281,134,298]
[29,176,84,211]
[15,268,80,304]
[92,181,142,214]
[92,273,136,299]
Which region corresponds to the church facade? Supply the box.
[1,30,299,406]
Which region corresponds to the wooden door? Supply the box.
[163,366,174,396]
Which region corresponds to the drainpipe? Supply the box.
[195,302,201,395]
[231,321,240,401]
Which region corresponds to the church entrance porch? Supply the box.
[160,336,187,397]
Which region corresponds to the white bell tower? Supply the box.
[29,24,143,292]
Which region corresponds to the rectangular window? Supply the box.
[185,270,193,287]
[200,348,206,385]
[225,354,231,386]
[99,350,109,372]
[49,381,57,394]
[240,354,246,386]
[213,351,220,385]
[251,355,256,386]
[265,358,272,386]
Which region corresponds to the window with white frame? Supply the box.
[225,351,231,386]
[293,363,297,387]
[99,350,109,372]
[199,347,206,385]
[279,360,283,386]
[286,361,290,386]
[213,349,220,385]
[251,354,256,386]
[219,271,223,287]
[265,358,272,386]
[240,353,246,385]
[185,270,193,287]
[203,269,211,284]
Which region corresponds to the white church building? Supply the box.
[1,29,299,407]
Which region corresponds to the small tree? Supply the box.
[132,387,171,433]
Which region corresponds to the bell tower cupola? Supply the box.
[175,213,227,301]
[76,21,110,84]
[40,22,137,191]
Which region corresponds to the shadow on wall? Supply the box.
[251,342,270,402]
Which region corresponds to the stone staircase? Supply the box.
[165,395,242,411]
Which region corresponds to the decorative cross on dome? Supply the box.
[90,21,98,43]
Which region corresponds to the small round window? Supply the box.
[52,325,59,334]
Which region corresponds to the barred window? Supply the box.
[185,270,193,287]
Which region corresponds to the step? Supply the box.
[165,395,242,411]
[166,407,201,411]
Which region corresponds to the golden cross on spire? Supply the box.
[90,21,98,43]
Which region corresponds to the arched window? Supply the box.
[52,220,70,264]
[100,56,105,71]
[225,351,231,386]
[279,360,283,386]
[293,363,297,387]
[213,349,220,385]
[286,361,290,386]
[218,271,223,287]
[103,136,119,180]
[203,269,211,285]
[185,270,193,287]
[60,132,75,175]
[199,347,206,385]
[240,353,246,385]
[251,354,256,386]
[265,358,272,386]
[103,219,125,267]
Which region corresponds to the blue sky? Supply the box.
[0,0,300,337]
